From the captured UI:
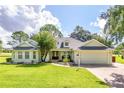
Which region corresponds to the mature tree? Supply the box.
[114,43,124,55]
[91,33,113,47]
[11,31,29,43]
[32,31,56,62]
[0,40,2,52]
[8,31,29,46]
[40,24,63,38]
[101,6,124,44]
[70,25,92,42]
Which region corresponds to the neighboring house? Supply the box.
[12,37,113,64]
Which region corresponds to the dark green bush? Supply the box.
[121,56,124,59]
[6,58,12,62]
[63,58,70,62]
[45,61,52,63]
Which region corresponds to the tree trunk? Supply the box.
[44,51,48,62]
[40,49,44,62]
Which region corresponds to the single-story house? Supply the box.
[12,37,113,64]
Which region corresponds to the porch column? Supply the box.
[50,51,52,60]
[59,51,62,60]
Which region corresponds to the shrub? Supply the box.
[121,56,124,59]
[45,61,52,63]
[63,58,70,63]
[6,58,12,62]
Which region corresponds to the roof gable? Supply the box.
[18,41,35,47]
[13,41,38,50]
[82,39,107,47]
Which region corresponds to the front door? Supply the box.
[52,51,59,60]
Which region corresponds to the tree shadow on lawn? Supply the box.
[16,63,49,67]
[96,80,111,87]
[105,73,124,88]
[0,62,49,67]
[0,62,13,65]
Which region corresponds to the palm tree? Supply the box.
[32,31,56,62]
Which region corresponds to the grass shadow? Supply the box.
[16,62,49,68]
[96,80,110,87]
[0,62,50,68]
[0,62,13,65]
[0,62,6,65]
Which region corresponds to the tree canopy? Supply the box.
[32,31,56,62]
[114,43,124,55]
[0,40,2,51]
[101,6,124,44]
[91,33,113,47]
[40,24,63,38]
[70,25,113,47]
[8,31,29,46]
[11,31,29,43]
[70,25,92,42]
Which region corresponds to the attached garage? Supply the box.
[74,39,113,65]
[79,50,112,64]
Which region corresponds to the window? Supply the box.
[18,52,22,59]
[33,51,36,59]
[25,52,29,59]
[65,41,69,47]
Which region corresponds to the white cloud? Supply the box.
[0,26,12,48]
[62,30,70,37]
[90,17,107,36]
[0,5,62,48]
[90,17,107,29]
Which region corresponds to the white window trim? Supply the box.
[64,41,69,47]
[33,51,36,59]
[18,51,23,59]
[25,51,30,59]
[13,52,15,59]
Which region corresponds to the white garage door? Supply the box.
[80,51,109,64]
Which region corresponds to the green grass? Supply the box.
[115,55,124,64]
[0,62,109,88]
[0,53,11,63]
[0,53,109,88]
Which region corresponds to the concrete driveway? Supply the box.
[81,63,124,88]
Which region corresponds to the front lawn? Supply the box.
[115,55,124,64]
[0,62,109,88]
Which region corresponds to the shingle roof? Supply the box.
[13,47,38,50]
[55,37,83,50]
[56,37,112,50]
[13,39,38,50]
[13,37,112,50]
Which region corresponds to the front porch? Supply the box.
[49,49,74,62]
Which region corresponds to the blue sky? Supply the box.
[45,5,110,36]
[0,5,110,48]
